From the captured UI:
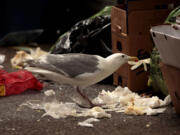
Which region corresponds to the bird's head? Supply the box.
[106,53,138,67]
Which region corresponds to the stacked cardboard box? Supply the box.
[111,0,178,92]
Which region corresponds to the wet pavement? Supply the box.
[0,45,180,135]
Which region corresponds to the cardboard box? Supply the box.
[111,0,174,91]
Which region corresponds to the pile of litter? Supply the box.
[93,86,171,115]
[19,86,171,127]
[11,47,47,69]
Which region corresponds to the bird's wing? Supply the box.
[27,53,102,78]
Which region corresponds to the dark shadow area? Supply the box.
[0,0,116,43]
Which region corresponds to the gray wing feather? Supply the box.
[28,54,101,78]
[26,58,69,77]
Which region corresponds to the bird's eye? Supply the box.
[121,55,125,58]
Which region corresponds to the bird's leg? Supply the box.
[76,86,95,108]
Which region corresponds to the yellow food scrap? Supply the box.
[11,47,47,69]
[125,105,145,115]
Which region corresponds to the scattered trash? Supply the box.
[11,51,33,69]
[44,89,56,96]
[19,100,111,119]
[19,86,171,124]
[78,118,100,127]
[30,47,48,59]
[0,69,43,96]
[42,102,78,119]
[11,47,47,69]
[82,106,111,118]
[19,89,111,120]
[18,86,172,127]
[0,54,5,68]
[93,86,171,115]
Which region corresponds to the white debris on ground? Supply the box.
[11,47,47,69]
[81,106,111,118]
[19,89,111,119]
[44,89,56,96]
[78,118,100,127]
[93,86,171,115]
[128,58,150,71]
[19,86,171,127]
[0,54,5,68]
[19,100,111,119]
[42,102,78,119]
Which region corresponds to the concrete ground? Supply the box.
[0,45,180,135]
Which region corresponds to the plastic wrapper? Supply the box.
[50,6,112,58]
[0,69,43,96]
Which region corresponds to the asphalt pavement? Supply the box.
[0,46,180,135]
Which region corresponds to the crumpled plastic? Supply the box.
[0,69,43,96]
[50,6,112,58]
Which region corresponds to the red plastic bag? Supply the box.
[0,69,43,96]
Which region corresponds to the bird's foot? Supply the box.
[76,87,105,108]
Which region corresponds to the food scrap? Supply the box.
[11,47,47,69]
[93,86,171,115]
[128,58,150,71]
[78,118,100,127]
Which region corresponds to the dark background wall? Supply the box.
[0,0,48,38]
[0,0,116,39]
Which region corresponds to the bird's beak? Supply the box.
[128,56,139,62]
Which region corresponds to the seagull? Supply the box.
[25,53,138,107]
